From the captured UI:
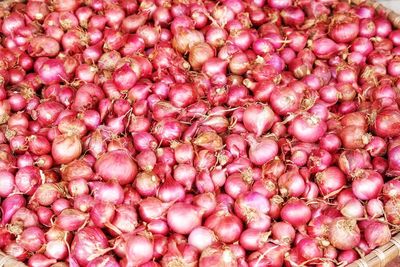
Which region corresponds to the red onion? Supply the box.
[94,150,137,185]
[311,38,338,59]
[18,226,46,252]
[271,221,296,244]
[167,202,202,235]
[199,245,239,266]
[4,242,27,262]
[268,0,293,10]
[28,36,60,57]
[352,170,383,200]
[239,228,269,251]
[0,1,400,265]
[278,168,305,197]
[316,166,346,197]
[281,7,305,26]
[307,215,334,239]
[375,17,392,37]
[297,237,323,260]
[2,12,25,36]
[366,199,384,218]
[234,191,270,221]
[15,166,40,195]
[45,239,68,260]
[328,217,361,250]
[340,199,365,218]
[224,172,251,199]
[110,204,138,234]
[28,254,57,267]
[205,210,243,243]
[280,198,311,227]
[270,86,302,115]
[173,163,196,190]
[55,209,89,231]
[71,227,109,266]
[385,198,400,225]
[247,135,278,166]
[307,148,332,173]
[189,43,215,70]
[52,134,82,164]
[0,170,15,197]
[388,58,400,77]
[329,14,359,43]
[243,103,275,136]
[338,149,372,175]
[188,226,216,251]
[138,197,170,222]
[125,233,154,266]
[36,207,53,227]
[289,113,327,143]
[364,220,391,249]
[248,243,286,267]
[33,183,61,206]
[373,109,400,137]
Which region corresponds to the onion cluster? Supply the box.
[0,0,400,266]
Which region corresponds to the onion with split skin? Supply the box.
[70,226,109,266]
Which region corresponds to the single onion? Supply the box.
[205,210,243,243]
[70,227,109,266]
[364,220,391,249]
[328,217,361,250]
[280,198,311,227]
[289,113,327,143]
[167,203,202,235]
[94,150,137,185]
[52,134,82,164]
[352,170,383,200]
[243,103,275,136]
[125,233,154,266]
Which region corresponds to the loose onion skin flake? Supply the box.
[0,0,400,265]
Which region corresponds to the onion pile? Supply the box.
[0,0,400,266]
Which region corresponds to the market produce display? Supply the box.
[1,0,400,266]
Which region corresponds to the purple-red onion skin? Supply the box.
[167,202,202,235]
[243,104,275,136]
[352,170,384,200]
[205,210,243,244]
[94,150,137,185]
[248,137,279,166]
[71,227,109,266]
[125,234,154,266]
[280,198,311,227]
[289,114,327,143]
